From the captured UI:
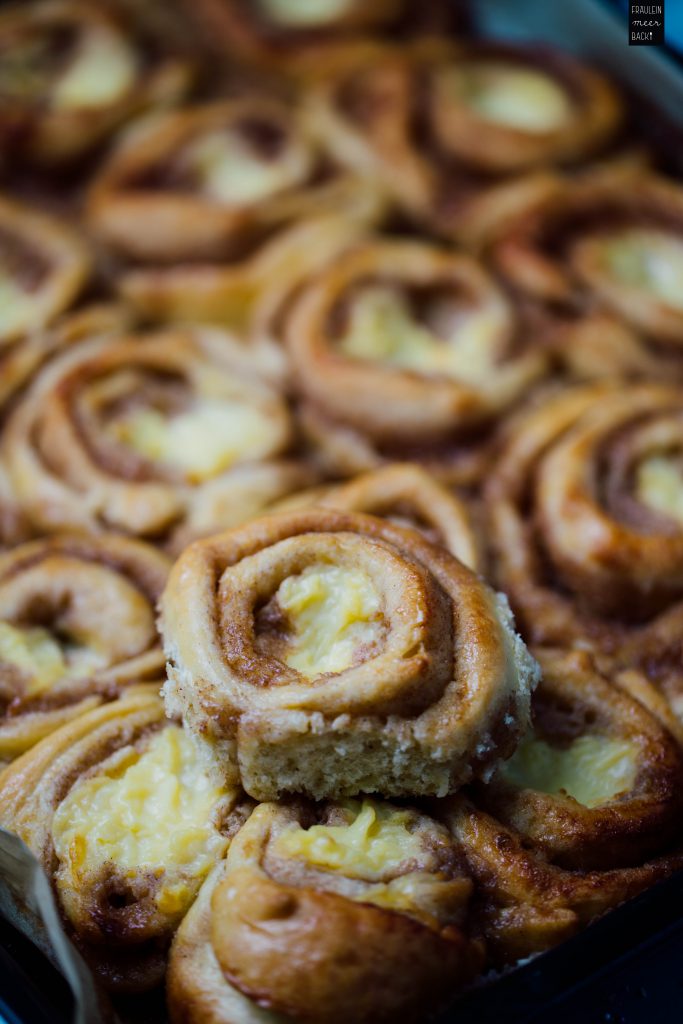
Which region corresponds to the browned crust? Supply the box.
[0,688,171,991]
[305,39,619,244]
[168,799,483,1023]
[212,868,478,1024]
[0,193,90,348]
[271,463,483,571]
[87,97,376,264]
[443,794,683,965]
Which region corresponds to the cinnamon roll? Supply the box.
[427,43,622,175]
[285,238,548,483]
[494,171,683,379]
[0,0,192,165]
[88,97,382,265]
[445,794,682,966]
[160,507,540,800]
[2,326,306,543]
[0,533,169,763]
[0,687,247,992]
[0,194,89,352]
[478,649,683,871]
[442,651,683,963]
[306,40,620,245]
[168,798,483,1024]
[272,463,482,572]
[185,0,458,73]
[485,384,683,724]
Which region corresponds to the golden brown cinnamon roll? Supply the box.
[2,326,307,543]
[445,793,682,966]
[439,649,683,964]
[494,171,683,379]
[441,648,683,966]
[0,533,169,762]
[0,0,192,165]
[428,43,622,175]
[160,507,540,800]
[0,687,246,992]
[285,238,548,483]
[272,463,482,572]
[0,194,89,352]
[306,41,619,245]
[485,384,683,723]
[168,798,483,1024]
[88,97,382,265]
[478,649,683,871]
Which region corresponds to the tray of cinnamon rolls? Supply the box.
[0,0,682,1022]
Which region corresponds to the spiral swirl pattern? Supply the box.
[2,326,303,542]
[486,384,683,723]
[0,0,192,164]
[286,238,548,482]
[494,171,683,379]
[0,533,169,761]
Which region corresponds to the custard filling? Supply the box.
[52,27,137,110]
[275,800,425,878]
[276,563,382,676]
[0,621,107,697]
[635,455,683,524]
[109,399,280,482]
[598,229,683,310]
[182,128,312,205]
[443,63,573,132]
[339,284,505,383]
[501,732,639,807]
[52,726,230,915]
[260,0,355,26]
